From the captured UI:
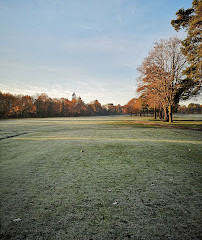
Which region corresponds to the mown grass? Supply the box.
[0,115,202,239]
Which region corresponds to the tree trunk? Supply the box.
[159,108,164,120]
[154,110,156,119]
[168,105,173,123]
[154,103,156,119]
[158,110,162,119]
[164,107,169,122]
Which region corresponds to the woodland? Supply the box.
[0,92,124,118]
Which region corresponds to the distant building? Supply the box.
[72,92,76,100]
[105,103,114,110]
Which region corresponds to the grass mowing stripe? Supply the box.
[15,136,202,144]
[1,115,202,239]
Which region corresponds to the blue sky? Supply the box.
[0,0,199,105]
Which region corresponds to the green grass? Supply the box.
[0,115,202,239]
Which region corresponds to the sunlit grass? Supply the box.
[16,136,202,145]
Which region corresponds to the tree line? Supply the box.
[0,92,124,118]
[124,97,201,116]
[178,103,202,114]
[126,0,201,122]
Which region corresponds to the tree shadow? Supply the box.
[174,120,202,122]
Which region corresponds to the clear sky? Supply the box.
[0,0,200,105]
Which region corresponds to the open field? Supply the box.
[0,115,202,239]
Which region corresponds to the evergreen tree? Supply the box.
[171,0,202,99]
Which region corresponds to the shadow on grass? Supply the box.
[174,119,202,122]
[109,120,202,131]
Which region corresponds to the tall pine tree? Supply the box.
[171,0,201,99]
